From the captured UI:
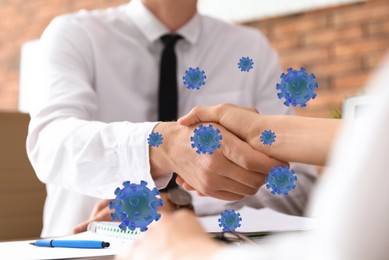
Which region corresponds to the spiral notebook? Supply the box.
[87,221,140,240]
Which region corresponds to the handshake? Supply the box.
[73,104,336,233]
[150,103,289,201]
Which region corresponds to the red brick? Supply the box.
[367,20,389,37]
[304,25,364,46]
[363,51,389,70]
[269,36,301,52]
[333,1,389,26]
[281,47,330,67]
[272,15,329,37]
[245,21,270,36]
[310,58,362,78]
[332,38,389,59]
[333,72,370,90]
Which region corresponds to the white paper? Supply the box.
[0,231,133,260]
[199,207,319,233]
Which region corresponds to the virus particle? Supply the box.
[183,67,206,90]
[266,166,297,195]
[260,130,276,145]
[238,56,254,72]
[276,67,318,108]
[109,180,163,232]
[148,132,163,147]
[190,124,222,155]
[218,209,242,232]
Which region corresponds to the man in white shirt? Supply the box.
[27,0,317,237]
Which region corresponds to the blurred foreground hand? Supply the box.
[116,210,222,260]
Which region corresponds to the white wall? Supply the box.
[19,40,46,114]
[198,0,366,23]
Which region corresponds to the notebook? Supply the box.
[199,207,319,236]
[87,207,319,239]
[0,207,318,260]
[87,221,140,240]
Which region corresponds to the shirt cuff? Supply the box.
[118,121,171,190]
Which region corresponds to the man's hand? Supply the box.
[150,121,287,201]
[178,104,263,151]
[72,200,115,234]
[73,196,179,234]
[176,104,289,194]
[116,210,222,260]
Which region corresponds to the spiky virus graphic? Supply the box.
[190,124,222,155]
[276,67,318,108]
[147,132,163,147]
[266,166,297,195]
[218,210,242,232]
[109,180,163,232]
[238,57,254,72]
[183,67,206,90]
[260,130,276,145]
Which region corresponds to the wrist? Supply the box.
[149,121,179,179]
[248,115,286,156]
[247,115,267,152]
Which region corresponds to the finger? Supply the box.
[178,104,259,127]
[221,129,289,174]
[90,200,111,218]
[212,173,261,197]
[177,175,196,191]
[197,191,206,196]
[205,189,246,201]
[224,103,259,114]
[176,176,185,185]
[73,207,115,234]
[182,182,195,191]
[180,107,260,143]
[72,220,90,234]
[178,106,219,126]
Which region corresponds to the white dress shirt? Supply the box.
[213,56,389,260]
[27,0,317,237]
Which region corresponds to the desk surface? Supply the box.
[0,232,131,260]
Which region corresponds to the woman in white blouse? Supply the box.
[117,58,389,259]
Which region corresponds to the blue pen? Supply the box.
[29,239,110,249]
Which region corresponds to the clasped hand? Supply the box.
[73,104,286,233]
[175,103,287,196]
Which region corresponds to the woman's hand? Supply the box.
[116,210,223,260]
[178,104,261,146]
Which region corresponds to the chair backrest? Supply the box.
[0,111,46,241]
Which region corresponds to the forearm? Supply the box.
[27,116,163,198]
[249,115,341,166]
[149,121,178,178]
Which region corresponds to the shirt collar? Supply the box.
[126,0,200,45]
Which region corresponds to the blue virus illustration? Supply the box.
[266,166,297,195]
[238,56,254,72]
[276,67,318,108]
[260,130,276,145]
[218,209,242,232]
[109,180,163,232]
[183,67,206,90]
[190,124,222,155]
[147,132,163,147]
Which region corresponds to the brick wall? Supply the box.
[0,0,388,117]
[0,0,128,111]
[246,0,389,117]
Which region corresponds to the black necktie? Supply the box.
[158,34,182,191]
